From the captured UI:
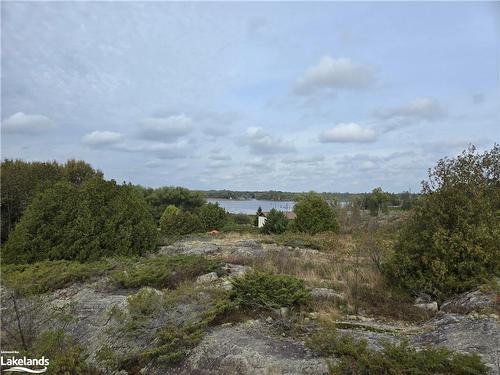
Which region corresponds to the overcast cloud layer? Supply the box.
[2,2,499,192]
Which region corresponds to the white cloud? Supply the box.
[240,127,296,154]
[82,130,122,146]
[373,98,445,122]
[319,123,377,143]
[139,114,193,141]
[2,112,55,134]
[295,56,375,95]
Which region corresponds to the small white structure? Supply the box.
[258,214,267,228]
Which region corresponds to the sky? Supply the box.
[1,1,499,193]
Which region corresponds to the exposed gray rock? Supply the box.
[178,320,329,375]
[197,272,219,284]
[223,263,251,278]
[414,301,439,312]
[310,288,345,301]
[412,313,500,374]
[441,289,497,314]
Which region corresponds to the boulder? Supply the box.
[196,272,219,284]
[414,301,439,312]
[310,288,345,301]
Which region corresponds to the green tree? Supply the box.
[260,209,288,234]
[364,187,390,216]
[143,186,206,221]
[2,178,157,264]
[198,202,227,231]
[293,192,338,234]
[160,207,202,236]
[0,159,101,242]
[386,145,500,300]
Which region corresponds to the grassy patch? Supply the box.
[306,324,489,375]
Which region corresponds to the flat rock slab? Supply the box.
[176,320,329,375]
[412,314,500,375]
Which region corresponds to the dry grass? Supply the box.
[216,226,431,322]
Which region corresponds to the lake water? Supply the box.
[207,199,295,214]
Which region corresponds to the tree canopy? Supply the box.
[198,202,228,231]
[260,209,288,234]
[293,192,338,234]
[386,145,500,300]
[0,159,102,242]
[2,178,157,264]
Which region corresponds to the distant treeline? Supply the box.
[200,189,417,206]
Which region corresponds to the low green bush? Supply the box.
[230,271,310,311]
[229,213,253,225]
[306,325,488,375]
[110,255,221,289]
[30,329,99,374]
[1,255,221,295]
[220,223,259,234]
[1,260,111,295]
[126,288,163,318]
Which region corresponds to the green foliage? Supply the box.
[159,206,203,235]
[110,255,221,289]
[363,187,391,216]
[293,192,338,234]
[229,213,253,225]
[137,186,206,222]
[127,288,163,318]
[0,159,102,242]
[261,208,288,234]
[306,325,488,375]
[386,145,500,300]
[30,329,98,374]
[2,178,158,264]
[1,260,110,295]
[220,222,259,234]
[198,202,228,231]
[229,271,310,310]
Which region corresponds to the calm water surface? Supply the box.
[207,199,295,214]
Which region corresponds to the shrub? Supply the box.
[261,209,288,234]
[159,206,202,235]
[1,260,111,295]
[230,213,252,225]
[293,192,338,234]
[220,223,259,234]
[127,288,163,318]
[0,159,102,242]
[230,271,310,310]
[2,178,158,264]
[386,145,500,300]
[29,329,99,374]
[110,255,220,289]
[198,202,228,231]
[306,325,488,375]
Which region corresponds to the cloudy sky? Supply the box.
[2,2,499,192]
